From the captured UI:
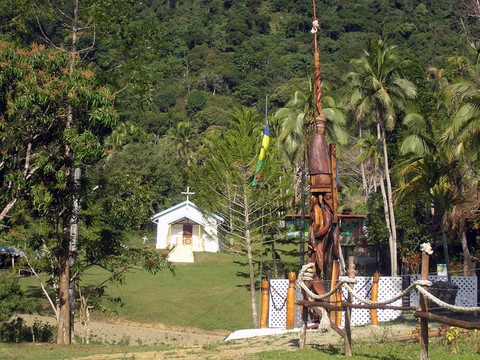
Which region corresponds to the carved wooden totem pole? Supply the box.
[305,0,341,325]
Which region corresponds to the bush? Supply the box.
[0,271,34,322]
[32,319,55,343]
[185,90,206,116]
[0,317,55,343]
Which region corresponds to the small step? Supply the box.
[167,245,194,263]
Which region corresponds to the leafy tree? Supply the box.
[185,90,206,116]
[93,141,183,221]
[190,106,290,327]
[458,0,480,43]
[193,106,230,132]
[0,38,118,343]
[155,89,177,112]
[104,121,148,151]
[364,192,389,272]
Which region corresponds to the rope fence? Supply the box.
[293,247,480,358]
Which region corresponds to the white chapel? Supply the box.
[151,188,223,262]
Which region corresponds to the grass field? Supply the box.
[20,252,258,331]
[1,336,480,359]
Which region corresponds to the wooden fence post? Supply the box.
[299,300,308,348]
[286,272,296,329]
[260,280,269,328]
[420,251,430,360]
[330,261,340,323]
[370,272,380,325]
[335,289,342,326]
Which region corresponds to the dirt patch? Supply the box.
[19,314,226,346]
[19,314,419,359]
[72,323,418,359]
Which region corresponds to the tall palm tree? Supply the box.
[345,38,417,276]
[440,50,480,276]
[443,60,480,164]
[166,121,199,167]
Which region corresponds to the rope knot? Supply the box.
[420,242,433,255]
[299,262,315,282]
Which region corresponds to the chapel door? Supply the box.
[183,224,193,245]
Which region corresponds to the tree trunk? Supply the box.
[380,126,398,276]
[271,238,278,278]
[244,194,258,328]
[358,125,369,200]
[379,166,395,275]
[376,122,396,276]
[61,0,79,343]
[57,249,71,344]
[458,219,475,276]
[441,216,452,282]
[69,167,81,343]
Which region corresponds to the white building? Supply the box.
[151,200,222,262]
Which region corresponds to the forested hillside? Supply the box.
[1,0,479,341]
[1,1,467,133]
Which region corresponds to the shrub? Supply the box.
[0,317,55,343]
[0,271,33,321]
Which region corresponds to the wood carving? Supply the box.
[305,0,341,326]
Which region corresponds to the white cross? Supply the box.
[181,186,195,202]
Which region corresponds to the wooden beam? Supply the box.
[341,302,417,311]
[296,300,343,311]
[414,312,480,330]
[297,300,416,311]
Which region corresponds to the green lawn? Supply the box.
[0,343,170,360]
[1,337,479,359]
[256,339,480,359]
[20,252,257,331]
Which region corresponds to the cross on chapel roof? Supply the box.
[181,186,195,202]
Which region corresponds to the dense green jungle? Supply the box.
[1,0,479,343]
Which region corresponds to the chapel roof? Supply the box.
[151,200,223,224]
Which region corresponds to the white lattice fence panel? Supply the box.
[338,276,402,326]
[340,276,371,325]
[377,277,403,322]
[268,279,288,328]
[409,276,477,308]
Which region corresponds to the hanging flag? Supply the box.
[251,120,270,187]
